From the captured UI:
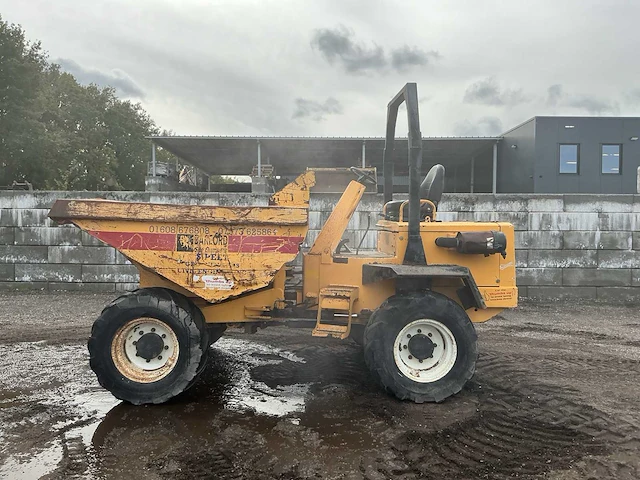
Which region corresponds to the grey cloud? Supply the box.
[547,84,618,114]
[546,84,564,106]
[463,77,528,106]
[624,88,640,106]
[292,97,344,122]
[390,45,440,71]
[311,25,437,74]
[311,26,386,73]
[566,95,618,114]
[56,58,145,99]
[453,116,504,136]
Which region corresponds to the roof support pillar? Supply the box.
[257,140,262,177]
[362,141,366,168]
[470,156,475,193]
[492,141,498,195]
[151,141,157,177]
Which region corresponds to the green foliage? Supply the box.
[0,15,160,190]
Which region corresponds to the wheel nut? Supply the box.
[407,334,411,338]
[428,333,432,337]
[146,359,150,363]
[162,334,166,338]
[408,355,413,359]
[151,328,156,332]
[403,345,408,350]
[133,341,137,345]
[417,329,422,333]
[419,359,423,363]
[139,331,144,335]
[164,345,169,350]
[433,343,438,348]
[158,355,162,360]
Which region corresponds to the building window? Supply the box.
[559,144,579,174]
[601,144,622,174]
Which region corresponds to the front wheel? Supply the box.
[363,291,477,403]
[88,288,208,405]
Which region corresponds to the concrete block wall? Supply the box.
[2,190,640,302]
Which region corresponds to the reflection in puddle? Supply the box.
[0,440,63,479]
[0,337,314,478]
[216,337,309,417]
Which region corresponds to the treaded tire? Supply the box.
[363,291,477,403]
[88,288,206,405]
[350,324,365,346]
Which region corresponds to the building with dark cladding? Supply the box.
[499,117,640,193]
[149,116,640,194]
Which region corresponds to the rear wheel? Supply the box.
[363,291,477,403]
[89,288,207,405]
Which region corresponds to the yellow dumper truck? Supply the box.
[49,84,517,405]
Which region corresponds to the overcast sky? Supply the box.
[3,0,640,137]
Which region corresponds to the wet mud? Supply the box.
[1,293,639,479]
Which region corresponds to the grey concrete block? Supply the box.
[631,195,640,213]
[440,195,492,212]
[0,281,48,291]
[597,213,637,231]
[528,250,597,268]
[115,282,139,292]
[526,286,597,301]
[81,230,105,247]
[596,287,640,304]
[49,282,116,293]
[15,264,81,282]
[14,227,82,246]
[598,250,640,269]
[563,231,632,250]
[564,194,633,213]
[48,246,116,264]
[515,249,528,267]
[516,267,562,286]
[529,212,599,231]
[0,209,53,227]
[0,246,48,263]
[435,212,458,221]
[469,212,529,230]
[82,265,139,283]
[633,270,640,287]
[0,264,14,281]
[217,193,268,207]
[0,227,14,245]
[115,251,132,265]
[563,268,631,287]
[515,231,563,249]
[527,196,564,212]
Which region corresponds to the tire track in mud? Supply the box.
[252,342,640,479]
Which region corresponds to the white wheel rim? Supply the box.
[393,319,457,383]
[111,318,179,383]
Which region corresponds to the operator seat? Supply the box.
[384,164,445,221]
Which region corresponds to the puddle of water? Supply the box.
[214,337,310,417]
[0,440,63,479]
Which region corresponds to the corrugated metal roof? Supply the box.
[148,136,501,177]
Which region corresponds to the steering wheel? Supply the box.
[349,167,377,186]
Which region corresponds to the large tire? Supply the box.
[88,288,207,405]
[363,291,477,403]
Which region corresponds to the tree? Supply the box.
[0,15,161,190]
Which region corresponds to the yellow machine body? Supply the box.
[49,169,517,332]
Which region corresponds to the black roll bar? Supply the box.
[381,83,427,265]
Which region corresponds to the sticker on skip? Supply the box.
[201,275,234,290]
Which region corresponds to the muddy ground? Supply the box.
[0,293,639,479]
